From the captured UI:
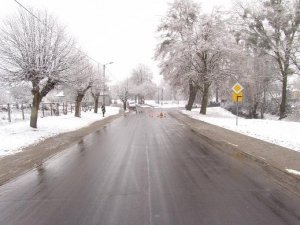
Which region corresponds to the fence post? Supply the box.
[21,104,25,120]
[8,103,11,122]
[56,103,59,116]
[65,102,68,115]
[42,104,45,117]
[50,103,53,116]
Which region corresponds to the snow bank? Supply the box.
[182,107,300,152]
[145,100,186,108]
[286,169,300,176]
[0,107,120,156]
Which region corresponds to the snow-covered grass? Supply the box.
[0,107,120,156]
[182,107,300,152]
[145,100,186,108]
[0,110,31,125]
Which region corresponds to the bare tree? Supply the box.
[0,9,80,128]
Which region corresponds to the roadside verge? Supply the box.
[0,113,122,186]
[170,111,300,194]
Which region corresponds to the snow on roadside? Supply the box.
[182,107,300,152]
[0,107,120,156]
[145,100,186,108]
[286,169,300,176]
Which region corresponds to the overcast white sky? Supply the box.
[1,0,232,84]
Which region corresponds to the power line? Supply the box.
[13,0,103,66]
[14,0,42,22]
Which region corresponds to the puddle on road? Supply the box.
[230,151,246,161]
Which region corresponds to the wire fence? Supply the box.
[0,102,96,124]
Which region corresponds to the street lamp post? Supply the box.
[102,62,113,105]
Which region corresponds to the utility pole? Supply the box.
[103,64,106,105]
[161,88,164,105]
[102,62,113,105]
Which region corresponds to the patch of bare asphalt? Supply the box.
[0,114,122,186]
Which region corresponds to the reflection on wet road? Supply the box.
[0,109,299,225]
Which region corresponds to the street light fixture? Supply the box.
[102,61,114,105]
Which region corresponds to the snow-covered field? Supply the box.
[145,100,186,108]
[0,110,31,125]
[182,107,300,152]
[0,107,120,156]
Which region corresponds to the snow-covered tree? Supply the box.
[0,9,80,127]
[292,34,300,71]
[9,83,32,106]
[187,12,239,114]
[90,67,103,113]
[129,64,157,103]
[117,81,129,110]
[0,83,13,104]
[236,0,300,119]
[156,0,200,110]
[66,57,94,117]
[157,0,239,114]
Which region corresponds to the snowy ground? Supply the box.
[286,169,300,176]
[0,110,31,125]
[182,107,300,152]
[145,100,186,108]
[0,107,120,156]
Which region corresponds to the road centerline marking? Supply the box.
[146,143,153,225]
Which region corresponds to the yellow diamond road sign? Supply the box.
[232,83,244,94]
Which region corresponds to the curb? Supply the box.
[170,111,300,195]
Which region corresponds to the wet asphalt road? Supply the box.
[0,109,300,225]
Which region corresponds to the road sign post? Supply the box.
[231,83,244,126]
[235,95,243,126]
[236,100,238,126]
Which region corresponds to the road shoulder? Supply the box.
[170,111,300,194]
[0,113,122,186]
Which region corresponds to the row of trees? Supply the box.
[0,9,104,128]
[111,64,157,110]
[156,0,300,119]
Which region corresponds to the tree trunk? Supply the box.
[186,80,198,111]
[200,83,210,115]
[94,95,99,113]
[30,92,42,128]
[261,89,266,119]
[123,100,127,111]
[279,74,288,119]
[216,87,219,103]
[75,94,84,117]
[252,101,258,119]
